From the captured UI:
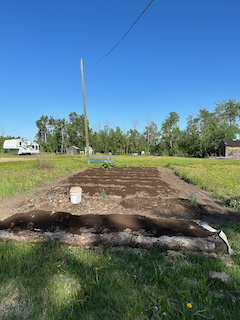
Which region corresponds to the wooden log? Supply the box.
[0,229,228,253]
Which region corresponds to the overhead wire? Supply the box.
[84,0,155,66]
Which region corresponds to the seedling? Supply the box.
[189,193,198,207]
[101,190,107,200]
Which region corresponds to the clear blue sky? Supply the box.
[0,0,240,141]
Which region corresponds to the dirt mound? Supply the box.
[0,211,211,238]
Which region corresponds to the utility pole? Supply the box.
[61,128,64,154]
[80,58,90,165]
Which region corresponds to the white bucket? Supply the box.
[70,186,82,204]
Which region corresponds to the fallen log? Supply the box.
[0,212,233,254]
[0,229,228,253]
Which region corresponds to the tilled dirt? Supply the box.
[0,167,239,238]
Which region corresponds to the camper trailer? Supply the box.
[3,139,40,155]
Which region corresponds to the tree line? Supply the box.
[1,99,239,156]
[34,99,240,157]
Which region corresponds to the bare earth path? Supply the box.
[0,167,239,236]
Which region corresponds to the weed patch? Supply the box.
[171,163,240,211]
[34,155,54,169]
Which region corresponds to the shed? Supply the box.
[66,146,80,155]
[218,139,240,157]
[84,146,93,155]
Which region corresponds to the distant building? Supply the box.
[66,146,80,155]
[218,139,240,157]
[84,146,93,155]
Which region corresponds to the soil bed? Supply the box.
[0,167,239,250]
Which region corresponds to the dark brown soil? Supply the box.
[0,211,211,238]
[0,167,239,238]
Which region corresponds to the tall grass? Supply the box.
[171,163,240,210]
[34,154,55,169]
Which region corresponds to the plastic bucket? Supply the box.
[70,186,82,204]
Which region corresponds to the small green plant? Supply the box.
[101,189,107,200]
[189,193,198,207]
[101,162,116,169]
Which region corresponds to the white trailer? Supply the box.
[3,139,40,155]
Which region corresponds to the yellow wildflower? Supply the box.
[187,303,192,309]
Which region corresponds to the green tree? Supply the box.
[161,112,180,155]
[67,112,92,150]
[180,106,239,157]
[36,115,49,143]
[127,129,140,153]
[57,119,68,153]
[48,116,56,136]
[108,127,125,154]
[90,131,101,153]
[94,123,111,154]
[215,99,240,129]
[143,120,160,153]
[178,115,202,157]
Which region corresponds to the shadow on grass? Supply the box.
[0,238,240,320]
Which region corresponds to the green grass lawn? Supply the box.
[0,231,240,320]
[0,154,240,319]
[0,154,86,199]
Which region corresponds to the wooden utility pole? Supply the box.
[61,128,64,154]
[80,58,90,165]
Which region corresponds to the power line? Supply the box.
[84,0,155,66]
[6,63,80,134]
